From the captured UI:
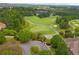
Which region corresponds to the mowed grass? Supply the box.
[30,25,56,34]
[24,16,59,35]
[69,19,79,28]
[24,16,57,25]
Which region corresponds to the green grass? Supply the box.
[24,16,59,35]
[24,16,57,25]
[69,19,79,28]
[30,25,56,34]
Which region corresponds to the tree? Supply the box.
[39,50,51,55]
[56,16,70,38]
[56,16,70,29]
[0,8,25,31]
[51,35,71,55]
[65,29,74,38]
[74,27,79,37]
[17,29,31,43]
[30,46,40,55]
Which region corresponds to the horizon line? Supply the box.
[0,3,79,5]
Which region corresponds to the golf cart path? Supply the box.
[20,41,49,55]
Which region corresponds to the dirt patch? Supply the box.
[0,39,22,55]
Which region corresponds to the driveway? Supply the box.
[20,41,49,55]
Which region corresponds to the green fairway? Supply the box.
[30,25,56,34]
[69,19,79,28]
[24,16,57,25]
[24,16,59,35]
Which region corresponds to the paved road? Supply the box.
[20,41,49,55]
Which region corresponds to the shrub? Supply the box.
[30,46,40,55]
[0,50,19,55]
[51,35,71,55]
[75,28,79,37]
[0,32,6,44]
[30,46,52,55]
[59,31,65,37]
[0,46,22,55]
[38,35,46,42]
[45,39,51,45]
[39,50,51,55]
[50,48,56,54]
[31,33,38,40]
[65,30,74,38]
[17,29,31,43]
[2,29,17,36]
[31,33,44,41]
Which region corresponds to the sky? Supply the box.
[0,0,79,5]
